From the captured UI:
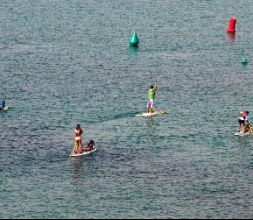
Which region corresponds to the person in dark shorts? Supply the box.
[238,111,250,131]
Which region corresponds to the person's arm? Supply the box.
[245,116,249,124]
[153,83,158,91]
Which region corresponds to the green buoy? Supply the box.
[241,57,248,65]
[129,32,139,47]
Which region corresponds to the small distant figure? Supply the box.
[238,111,249,131]
[147,83,157,114]
[0,101,6,110]
[74,124,84,154]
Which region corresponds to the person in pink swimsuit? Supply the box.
[74,124,83,154]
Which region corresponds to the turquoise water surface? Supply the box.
[0,0,253,218]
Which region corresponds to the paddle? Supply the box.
[249,123,253,135]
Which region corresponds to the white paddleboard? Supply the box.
[70,148,97,157]
[0,106,9,111]
[136,111,166,117]
[234,132,251,137]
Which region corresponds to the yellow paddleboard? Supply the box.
[136,111,166,117]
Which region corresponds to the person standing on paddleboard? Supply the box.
[238,111,249,131]
[147,83,157,114]
[74,124,83,153]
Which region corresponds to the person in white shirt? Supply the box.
[238,111,249,131]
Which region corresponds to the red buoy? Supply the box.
[227,17,237,33]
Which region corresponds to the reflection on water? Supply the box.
[226,32,236,42]
[128,45,139,55]
[71,153,97,186]
[146,117,155,128]
[72,157,85,181]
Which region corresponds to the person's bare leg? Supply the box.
[73,141,78,154]
[78,140,82,152]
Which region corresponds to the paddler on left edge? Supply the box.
[0,101,6,110]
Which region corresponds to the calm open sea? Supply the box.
[0,0,253,218]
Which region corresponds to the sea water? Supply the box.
[0,0,253,218]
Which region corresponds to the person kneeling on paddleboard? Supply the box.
[83,140,95,152]
[74,124,83,154]
[0,101,6,110]
[147,83,157,114]
[76,140,95,154]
